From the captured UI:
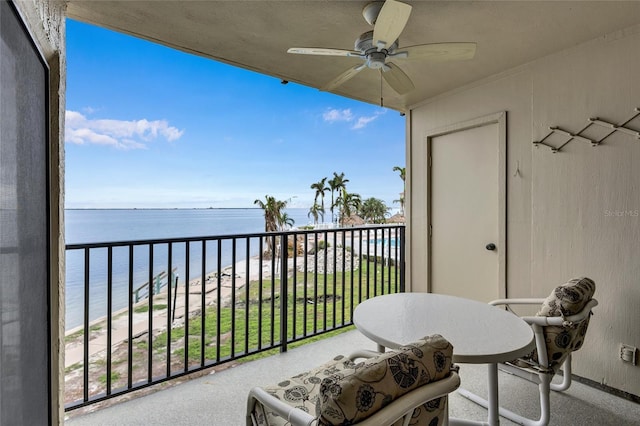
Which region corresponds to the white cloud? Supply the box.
[65,110,184,150]
[322,107,388,130]
[352,109,388,130]
[352,115,378,130]
[322,108,354,123]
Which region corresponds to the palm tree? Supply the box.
[393,166,406,215]
[254,195,288,256]
[393,193,405,214]
[393,165,406,182]
[359,197,389,224]
[310,178,328,223]
[328,172,349,224]
[278,211,295,230]
[307,203,324,225]
[336,188,361,225]
[254,195,280,232]
[310,178,328,208]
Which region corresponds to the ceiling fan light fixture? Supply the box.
[362,1,384,26]
[366,51,387,69]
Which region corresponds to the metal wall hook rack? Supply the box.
[533,107,640,153]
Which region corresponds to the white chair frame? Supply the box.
[458,298,598,426]
[246,349,461,426]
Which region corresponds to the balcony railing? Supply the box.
[64,224,405,410]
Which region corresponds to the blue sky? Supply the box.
[65,19,406,210]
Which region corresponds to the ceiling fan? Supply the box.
[287,0,476,95]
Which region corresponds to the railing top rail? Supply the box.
[65,223,405,250]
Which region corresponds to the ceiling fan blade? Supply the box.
[287,47,360,57]
[393,42,477,62]
[373,0,412,50]
[382,63,414,95]
[323,65,366,92]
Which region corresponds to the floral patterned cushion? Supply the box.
[253,355,357,426]
[252,335,454,426]
[536,277,595,318]
[317,334,453,426]
[514,277,595,370]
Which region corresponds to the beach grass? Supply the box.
[65,362,82,374]
[65,329,85,343]
[98,371,120,385]
[134,304,168,314]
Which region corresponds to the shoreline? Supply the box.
[63,229,399,367]
[64,227,399,334]
[63,254,282,368]
[64,255,272,336]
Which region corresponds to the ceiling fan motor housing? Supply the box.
[355,30,398,53]
[356,30,398,69]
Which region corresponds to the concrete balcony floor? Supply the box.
[66,329,638,426]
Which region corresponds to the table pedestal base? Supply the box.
[451,363,500,426]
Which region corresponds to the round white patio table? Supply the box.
[353,292,535,426]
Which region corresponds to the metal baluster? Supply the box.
[200,240,206,367]
[166,242,172,378]
[216,240,222,363]
[291,234,297,341]
[147,244,154,383]
[231,238,237,359]
[303,233,308,337]
[245,237,250,355]
[258,237,263,351]
[106,246,113,395]
[279,234,288,352]
[184,242,190,371]
[323,230,328,332]
[127,245,134,390]
[83,248,90,402]
[400,226,406,293]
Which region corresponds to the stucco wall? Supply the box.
[408,24,640,397]
[13,0,66,423]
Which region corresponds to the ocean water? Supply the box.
[65,208,314,330]
[66,208,314,244]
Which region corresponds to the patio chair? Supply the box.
[459,277,597,426]
[246,334,460,426]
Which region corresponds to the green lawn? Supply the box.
[65,258,401,402]
[161,259,400,365]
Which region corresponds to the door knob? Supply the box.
[486,243,496,251]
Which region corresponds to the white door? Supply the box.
[428,114,506,302]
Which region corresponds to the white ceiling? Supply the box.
[66,1,640,111]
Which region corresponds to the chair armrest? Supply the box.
[247,387,316,426]
[247,373,460,426]
[347,349,381,361]
[520,299,598,326]
[490,298,546,307]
